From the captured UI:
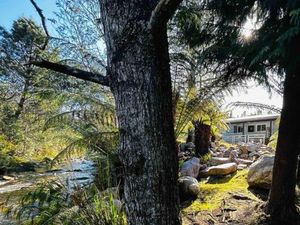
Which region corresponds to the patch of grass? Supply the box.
[184,170,258,212]
[200,153,212,164]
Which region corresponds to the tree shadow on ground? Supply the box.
[205,172,237,184]
[248,187,269,201]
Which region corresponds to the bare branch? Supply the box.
[30,59,110,86]
[29,0,50,49]
[149,0,183,30]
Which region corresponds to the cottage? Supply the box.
[222,114,280,144]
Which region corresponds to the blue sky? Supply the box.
[0,0,57,30]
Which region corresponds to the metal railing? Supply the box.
[223,133,266,144]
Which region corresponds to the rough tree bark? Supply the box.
[267,35,300,224]
[99,1,181,224]
[31,0,183,224]
[193,120,211,156]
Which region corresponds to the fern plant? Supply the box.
[9,181,126,225]
[44,93,119,164]
[173,85,229,141]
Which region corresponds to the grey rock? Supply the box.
[247,155,274,189]
[180,157,200,178]
[178,176,200,198]
[207,163,237,176]
[210,157,232,166]
[223,150,231,158]
[185,142,195,152]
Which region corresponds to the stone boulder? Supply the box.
[236,158,253,165]
[178,176,200,200]
[207,163,237,176]
[184,142,195,152]
[210,157,232,166]
[247,155,274,189]
[223,150,231,158]
[2,175,15,181]
[249,152,261,160]
[198,168,210,178]
[240,154,249,159]
[247,143,259,152]
[237,164,248,170]
[180,157,201,178]
[230,150,240,159]
[238,144,249,155]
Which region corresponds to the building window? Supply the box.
[233,125,243,133]
[248,125,255,132]
[238,126,244,133]
[257,124,266,131]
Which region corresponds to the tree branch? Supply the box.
[149,0,183,30]
[29,0,50,50]
[31,59,110,86]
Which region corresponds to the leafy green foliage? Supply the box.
[228,101,282,114]
[0,17,116,168]
[0,18,73,165]
[174,85,229,140]
[52,0,106,73]
[43,92,118,164]
[10,181,126,225]
[0,135,18,170]
[174,0,300,88]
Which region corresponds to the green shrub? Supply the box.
[0,135,18,169]
[9,180,126,225]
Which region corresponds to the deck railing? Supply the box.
[223,133,266,144]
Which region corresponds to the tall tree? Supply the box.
[29,0,184,224]
[0,18,87,161]
[175,0,300,223]
[0,18,60,140]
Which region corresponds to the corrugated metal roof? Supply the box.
[226,114,280,123]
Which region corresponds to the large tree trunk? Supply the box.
[267,36,300,224]
[100,1,180,224]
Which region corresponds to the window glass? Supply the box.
[248,125,255,132]
[257,125,261,131]
[238,127,244,133]
[257,124,266,131]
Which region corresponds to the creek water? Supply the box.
[0,159,97,224]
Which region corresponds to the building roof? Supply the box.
[226,114,280,124]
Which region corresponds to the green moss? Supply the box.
[200,153,212,164]
[184,170,258,213]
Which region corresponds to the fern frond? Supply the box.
[290,9,300,26]
[52,131,118,164]
[228,101,281,113]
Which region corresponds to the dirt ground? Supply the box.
[182,192,268,225]
[180,170,296,225]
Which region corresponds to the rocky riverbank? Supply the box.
[0,159,97,224]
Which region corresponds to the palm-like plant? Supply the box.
[44,93,118,163]
[228,101,282,114]
[173,85,229,141]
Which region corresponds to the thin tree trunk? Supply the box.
[194,120,211,156]
[14,78,29,120]
[100,1,180,224]
[267,36,300,224]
